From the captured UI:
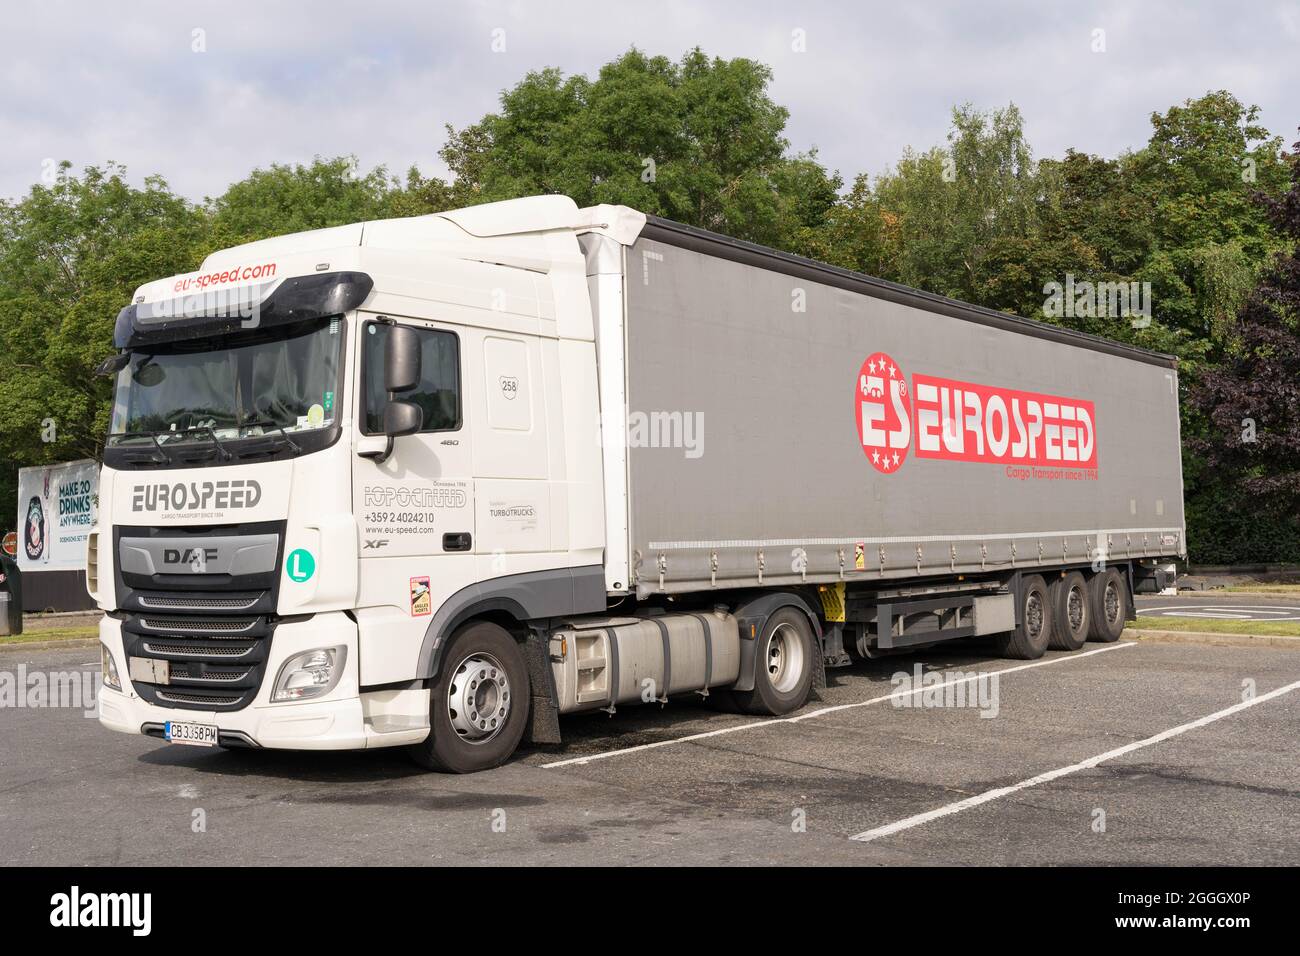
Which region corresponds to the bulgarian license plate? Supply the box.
[165,721,219,747]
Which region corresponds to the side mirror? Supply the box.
[383,400,422,437]
[94,352,130,377]
[385,326,421,393]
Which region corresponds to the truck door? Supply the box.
[351,314,475,686]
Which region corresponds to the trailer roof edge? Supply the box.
[640,216,1179,371]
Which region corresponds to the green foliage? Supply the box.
[206,156,400,246]
[1187,139,1300,563]
[818,104,1042,305]
[1184,474,1300,564]
[440,48,841,249]
[0,52,1293,564]
[0,163,207,532]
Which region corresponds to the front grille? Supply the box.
[113,522,285,712]
[139,616,258,635]
[157,689,246,707]
[138,594,260,612]
[169,664,251,682]
[125,611,274,711]
[142,640,257,658]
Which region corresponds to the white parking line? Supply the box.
[542,642,1136,769]
[1204,608,1293,614]
[850,676,1300,843]
[1140,604,1300,622]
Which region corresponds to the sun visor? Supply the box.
[113,272,373,348]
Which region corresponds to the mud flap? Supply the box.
[521,627,562,744]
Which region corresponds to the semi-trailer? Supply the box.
[92,194,1185,771]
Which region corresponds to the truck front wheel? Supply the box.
[995,575,1053,660]
[732,607,816,716]
[409,621,530,773]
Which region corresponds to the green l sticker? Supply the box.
[286,548,316,583]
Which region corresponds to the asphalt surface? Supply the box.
[1134,591,1300,622]
[2,633,1297,866]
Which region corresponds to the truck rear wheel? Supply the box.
[1048,571,1090,651]
[1087,568,1128,643]
[731,607,816,716]
[409,621,529,773]
[995,575,1052,660]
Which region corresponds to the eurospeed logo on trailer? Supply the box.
[855,351,1097,475]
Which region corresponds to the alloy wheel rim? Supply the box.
[447,652,511,744]
[1105,581,1121,625]
[1026,591,1045,639]
[1068,585,1086,632]
[766,622,805,694]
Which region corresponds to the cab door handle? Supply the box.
[443,533,472,552]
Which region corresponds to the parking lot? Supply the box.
[1134,591,1300,622]
[2,626,1296,866]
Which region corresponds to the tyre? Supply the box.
[731,607,816,716]
[1048,570,1090,651]
[1087,568,1128,643]
[409,621,529,773]
[994,575,1052,660]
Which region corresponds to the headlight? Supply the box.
[272,646,347,702]
[101,643,121,691]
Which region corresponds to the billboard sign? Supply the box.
[16,459,98,573]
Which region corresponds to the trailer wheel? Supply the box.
[995,575,1052,660]
[409,621,529,773]
[1048,571,1090,651]
[732,607,816,716]
[1087,568,1128,643]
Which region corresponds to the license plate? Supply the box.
[165,721,219,747]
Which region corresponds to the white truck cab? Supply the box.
[94,196,684,771]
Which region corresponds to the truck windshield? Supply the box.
[107,316,343,451]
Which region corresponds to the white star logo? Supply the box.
[871,450,880,464]
[889,364,897,378]
[892,451,900,466]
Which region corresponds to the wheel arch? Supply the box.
[416,566,607,680]
[731,590,824,693]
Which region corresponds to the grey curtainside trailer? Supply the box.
[618,217,1185,598]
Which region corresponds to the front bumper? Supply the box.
[98,613,428,750]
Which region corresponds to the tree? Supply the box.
[440,48,841,250]
[820,104,1044,307]
[1187,136,1300,560]
[206,156,399,247]
[1130,92,1290,345]
[0,163,206,526]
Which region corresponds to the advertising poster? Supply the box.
[16,459,98,573]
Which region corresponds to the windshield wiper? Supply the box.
[156,425,234,462]
[237,419,302,455]
[107,430,172,465]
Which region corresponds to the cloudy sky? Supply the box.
[3,0,1297,203]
